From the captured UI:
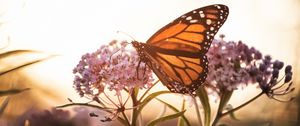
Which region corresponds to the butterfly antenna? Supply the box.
[116,30,136,41]
[109,48,120,60]
[109,40,132,61]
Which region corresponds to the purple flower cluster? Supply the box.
[206,35,293,99]
[206,38,262,91]
[73,40,153,98]
[254,56,294,101]
[73,36,293,101]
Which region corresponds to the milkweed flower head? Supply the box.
[253,57,294,101]
[206,35,294,99]
[73,40,154,98]
[206,37,263,91]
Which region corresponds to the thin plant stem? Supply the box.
[138,113,143,126]
[139,80,159,102]
[211,92,226,126]
[103,91,119,107]
[211,89,233,126]
[221,91,264,117]
[121,111,131,126]
[211,91,264,126]
[193,97,203,126]
[131,89,139,126]
[57,102,112,110]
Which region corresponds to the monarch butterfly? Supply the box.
[132,4,229,94]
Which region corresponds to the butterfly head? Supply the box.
[131,41,145,53]
[131,41,140,48]
[131,41,149,62]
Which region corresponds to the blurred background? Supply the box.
[0,0,299,125]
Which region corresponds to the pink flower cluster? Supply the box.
[73,40,153,98]
[206,38,263,91]
[206,36,293,99]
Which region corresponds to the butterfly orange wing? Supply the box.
[143,4,229,94]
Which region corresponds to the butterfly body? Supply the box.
[132,4,229,94]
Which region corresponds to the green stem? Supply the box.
[221,92,264,117]
[57,103,106,110]
[121,111,131,126]
[131,89,139,126]
[211,91,264,126]
[193,97,203,126]
[211,100,223,126]
[139,80,159,102]
[211,89,232,126]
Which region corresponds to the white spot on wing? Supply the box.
[199,13,205,18]
[186,16,192,20]
[206,19,212,25]
[190,19,198,23]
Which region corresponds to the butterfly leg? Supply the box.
[142,63,147,80]
[136,60,142,80]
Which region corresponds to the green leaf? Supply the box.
[218,90,233,114]
[0,97,10,116]
[0,88,30,97]
[0,50,56,75]
[131,90,172,126]
[147,110,186,126]
[139,80,159,101]
[196,86,211,126]
[137,91,171,114]
[224,104,239,120]
[177,99,186,126]
[156,98,191,126]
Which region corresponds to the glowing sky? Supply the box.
[0,0,299,117]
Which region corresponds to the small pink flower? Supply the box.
[206,38,259,92]
[206,35,293,100]
[73,40,154,99]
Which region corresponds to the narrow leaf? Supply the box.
[156,98,191,126]
[147,110,186,126]
[218,90,233,113]
[0,97,10,116]
[0,50,56,75]
[196,86,211,126]
[139,80,159,101]
[178,116,185,126]
[224,104,239,120]
[0,50,46,59]
[0,88,30,97]
[177,99,186,126]
[137,91,171,114]
[156,103,167,119]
